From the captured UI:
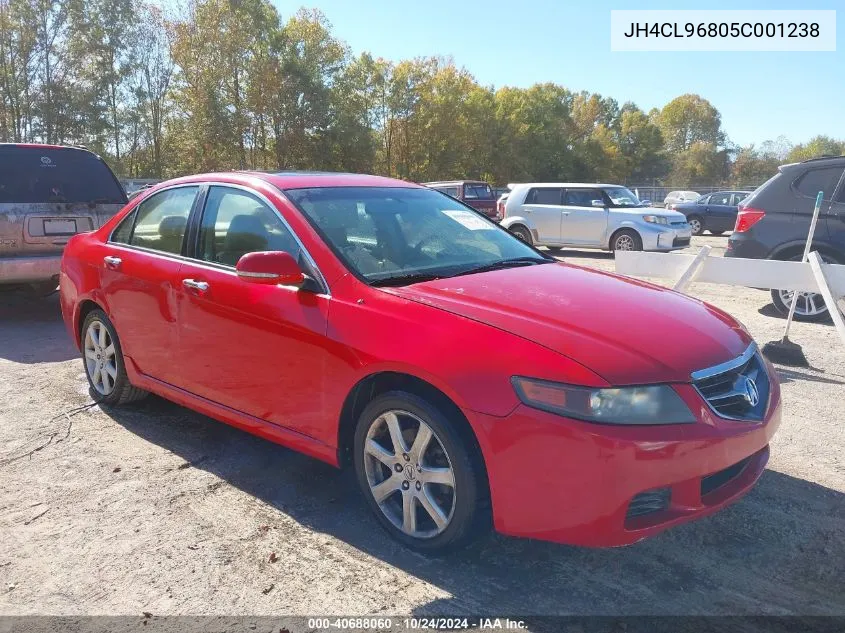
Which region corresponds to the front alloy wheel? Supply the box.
[363,410,456,538]
[353,392,488,553]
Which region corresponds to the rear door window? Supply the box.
[525,188,563,205]
[794,167,844,201]
[126,186,199,255]
[0,146,126,204]
[710,193,731,205]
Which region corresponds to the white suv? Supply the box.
[500,183,691,252]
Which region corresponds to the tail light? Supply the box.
[734,207,766,233]
[496,200,505,220]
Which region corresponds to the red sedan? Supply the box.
[59,172,781,552]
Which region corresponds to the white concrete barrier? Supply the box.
[615,250,845,345]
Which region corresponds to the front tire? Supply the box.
[611,229,643,252]
[509,225,533,245]
[81,310,148,405]
[352,391,488,553]
[687,215,704,236]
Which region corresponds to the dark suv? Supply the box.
[0,144,127,295]
[726,155,845,321]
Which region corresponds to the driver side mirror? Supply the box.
[591,199,605,207]
[236,251,305,287]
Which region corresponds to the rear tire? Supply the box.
[81,309,148,405]
[352,391,489,554]
[687,215,704,236]
[770,253,840,322]
[509,225,533,245]
[610,229,643,252]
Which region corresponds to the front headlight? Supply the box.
[511,377,696,425]
[642,214,669,225]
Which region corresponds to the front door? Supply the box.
[174,185,335,440]
[705,192,736,232]
[100,185,199,384]
[559,188,609,246]
[521,187,563,243]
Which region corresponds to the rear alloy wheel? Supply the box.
[353,391,487,553]
[509,225,533,245]
[687,215,704,236]
[611,229,642,252]
[81,310,148,405]
[771,253,839,322]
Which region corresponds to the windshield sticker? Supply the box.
[441,209,493,230]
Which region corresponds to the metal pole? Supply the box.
[781,190,824,341]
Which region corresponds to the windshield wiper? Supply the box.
[450,257,551,278]
[370,272,443,287]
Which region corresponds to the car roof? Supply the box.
[423,180,487,186]
[509,182,624,189]
[147,171,423,191]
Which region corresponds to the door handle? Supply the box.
[103,255,122,269]
[182,278,209,294]
[561,211,570,215]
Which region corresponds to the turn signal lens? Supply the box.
[734,208,766,233]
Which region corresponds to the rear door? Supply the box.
[520,187,563,243]
[0,146,126,261]
[793,166,844,241]
[560,188,609,246]
[705,192,736,232]
[101,185,200,385]
[824,171,845,260]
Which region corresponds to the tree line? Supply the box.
[1,0,842,186]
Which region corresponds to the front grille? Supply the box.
[691,344,770,421]
[701,456,752,497]
[673,237,691,247]
[626,488,671,520]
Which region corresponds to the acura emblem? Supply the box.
[742,377,759,407]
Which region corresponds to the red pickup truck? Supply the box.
[423,180,499,220]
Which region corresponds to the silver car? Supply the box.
[500,183,691,252]
[0,144,127,295]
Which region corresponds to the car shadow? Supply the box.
[100,396,845,617]
[0,291,78,363]
[774,367,845,386]
[757,302,834,327]
[547,249,615,260]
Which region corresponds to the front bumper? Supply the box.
[0,255,61,284]
[467,379,781,547]
[641,223,692,251]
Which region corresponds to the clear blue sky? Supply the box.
[271,0,842,148]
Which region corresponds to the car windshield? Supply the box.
[288,187,550,285]
[602,186,643,207]
[0,147,126,204]
[463,183,494,200]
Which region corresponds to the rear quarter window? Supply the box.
[0,147,126,204]
[793,167,844,202]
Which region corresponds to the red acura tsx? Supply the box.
[60,171,781,552]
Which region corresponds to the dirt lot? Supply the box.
[0,235,843,618]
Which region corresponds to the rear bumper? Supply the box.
[0,255,61,284]
[726,234,770,259]
[467,379,781,547]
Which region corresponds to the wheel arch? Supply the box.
[608,225,642,249]
[76,299,107,345]
[499,215,535,232]
[769,240,843,263]
[336,371,490,490]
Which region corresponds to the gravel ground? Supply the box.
[0,235,843,618]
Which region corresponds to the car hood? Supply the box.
[387,262,751,385]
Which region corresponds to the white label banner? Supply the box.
[611,10,836,52]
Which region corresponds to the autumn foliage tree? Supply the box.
[0,0,840,186]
